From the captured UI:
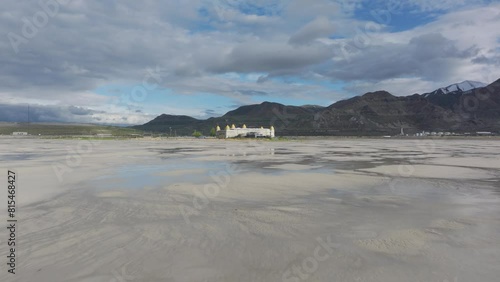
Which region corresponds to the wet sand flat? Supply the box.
[1,138,500,282]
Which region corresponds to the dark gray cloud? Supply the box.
[328,33,480,82]
[0,104,99,123]
[210,42,334,73]
[0,103,155,124]
[1,1,198,93]
[68,106,95,116]
[472,55,500,66]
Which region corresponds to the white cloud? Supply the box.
[289,16,336,45]
[405,0,488,12]
[331,2,500,94]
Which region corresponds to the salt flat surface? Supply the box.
[1,138,500,282]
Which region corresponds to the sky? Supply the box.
[1,0,500,125]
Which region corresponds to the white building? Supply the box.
[12,132,28,136]
[216,124,275,139]
[96,133,113,138]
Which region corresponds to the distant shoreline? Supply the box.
[2,135,500,141]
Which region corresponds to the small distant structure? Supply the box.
[12,132,28,136]
[476,131,493,136]
[216,124,275,139]
[96,133,113,138]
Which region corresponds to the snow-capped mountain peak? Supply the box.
[439,80,487,94]
[422,80,487,98]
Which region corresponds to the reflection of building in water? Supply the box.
[216,124,275,139]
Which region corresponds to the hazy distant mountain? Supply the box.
[223,102,319,119]
[135,78,500,136]
[145,114,199,125]
[139,114,203,134]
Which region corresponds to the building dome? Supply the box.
[242,124,247,129]
[231,124,236,129]
[216,126,221,131]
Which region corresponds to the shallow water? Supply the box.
[1,138,500,282]
[91,159,230,190]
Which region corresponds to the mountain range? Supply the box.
[135,78,500,136]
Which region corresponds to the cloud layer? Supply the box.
[1,0,499,124]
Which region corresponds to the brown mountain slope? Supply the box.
[136,78,500,136]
